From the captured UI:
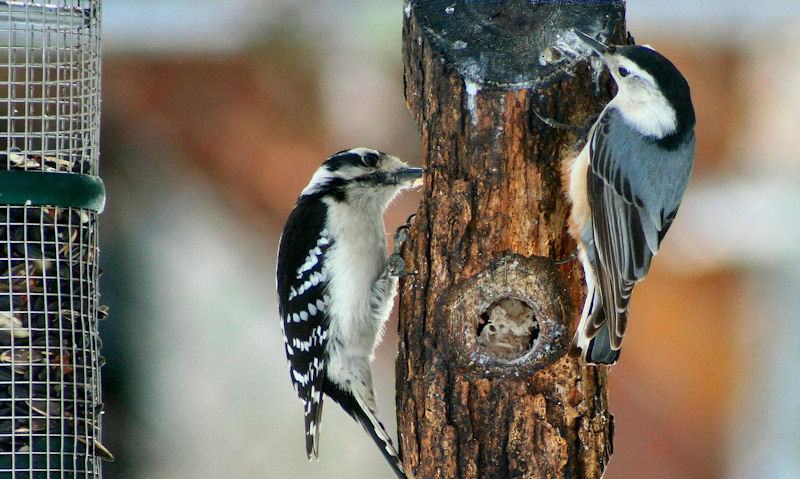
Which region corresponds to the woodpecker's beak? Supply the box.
[575,31,609,56]
[393,167,424,187]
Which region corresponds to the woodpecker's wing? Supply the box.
[277,196,333,459]
[588,107,694,348]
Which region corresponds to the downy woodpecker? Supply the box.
[276,148,421,477]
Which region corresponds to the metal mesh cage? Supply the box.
[0,1,106,476]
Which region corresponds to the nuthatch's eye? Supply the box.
[362,152,380,167]
[618,66,630,77]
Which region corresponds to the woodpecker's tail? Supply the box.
[323,379,411,479]
[304,382,325,460]
[573,285,621,365]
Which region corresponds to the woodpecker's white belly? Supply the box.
[323,199,389,378]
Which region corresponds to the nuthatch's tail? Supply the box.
[573,286,621,365]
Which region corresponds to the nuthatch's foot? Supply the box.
[555,248,579,265]
[388,214,417,277]
[531,106,600,135]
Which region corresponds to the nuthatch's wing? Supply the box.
[588,108,695,348]
[277,196,332,459]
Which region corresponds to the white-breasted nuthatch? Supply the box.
[566,32,695,364]
[276,148,421,478]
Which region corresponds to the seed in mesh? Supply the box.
[0,200,109,461]
[0,312,29,339]
[7,150,76,173]
[77,436,114,462]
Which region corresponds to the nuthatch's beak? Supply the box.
[394,167,424,187]
[576,31,609,56]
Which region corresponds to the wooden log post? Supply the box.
[397,2,627,478]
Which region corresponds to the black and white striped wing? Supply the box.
[276,196,332,459]
[588,108,694,348]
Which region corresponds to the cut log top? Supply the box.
[407,0,625,88]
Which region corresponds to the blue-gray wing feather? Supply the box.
[588,107,694,347]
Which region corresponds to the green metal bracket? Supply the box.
[0,170,106,213]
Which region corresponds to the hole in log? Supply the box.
[440,254,571,376]
[477,298,539,360]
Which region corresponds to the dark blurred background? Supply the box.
[98,1,800,478]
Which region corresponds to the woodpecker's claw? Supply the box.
[394,214,415,247]
[389,214,417,277]
[387,253,415,277]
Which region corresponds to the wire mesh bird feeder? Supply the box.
[0,0,108,476]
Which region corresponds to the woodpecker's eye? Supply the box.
[362,152,380,168]
[618,66,630,77]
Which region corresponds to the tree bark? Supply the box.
[397,2,626,478]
